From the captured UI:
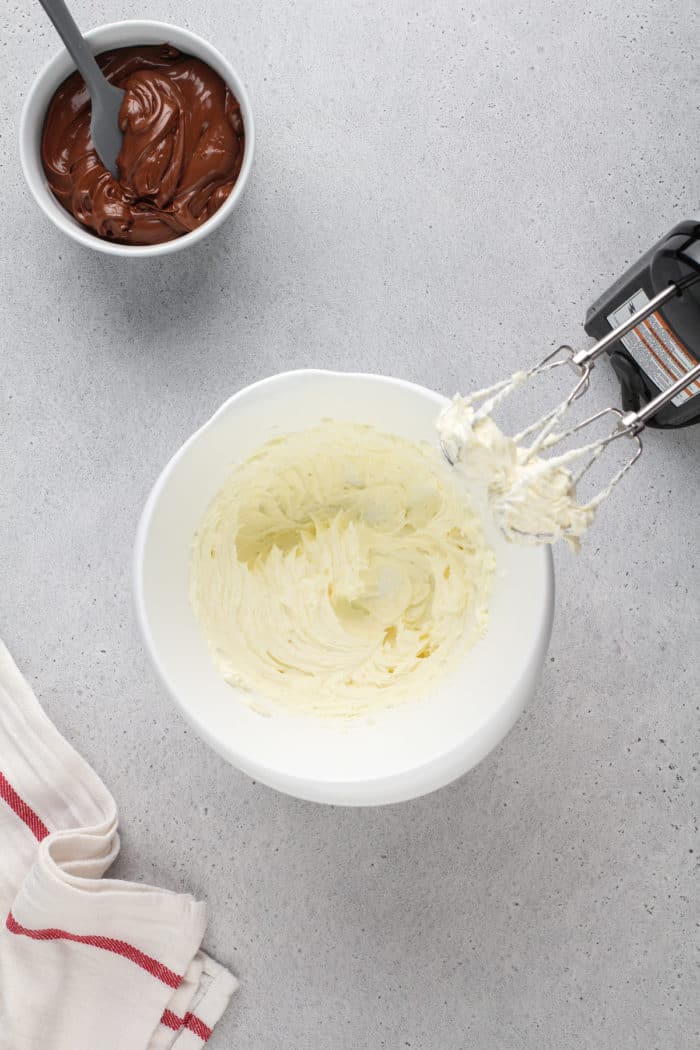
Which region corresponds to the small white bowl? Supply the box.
[19,20,254,258]
[134,371,554,806]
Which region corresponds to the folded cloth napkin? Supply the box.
[0,641,237,1050]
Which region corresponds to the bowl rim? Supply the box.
[18,19,255,258]
[133,369,555,805]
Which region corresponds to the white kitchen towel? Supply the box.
[0,641,237,1050]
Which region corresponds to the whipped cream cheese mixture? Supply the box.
[190,421,495,717]
[438,373,608,549]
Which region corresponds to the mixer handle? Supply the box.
[572,283,681,370]
[620,359,700,434]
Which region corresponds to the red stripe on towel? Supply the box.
[184,1012,213,1040]
[160,1009,182,1031]
[0,772,49,841]
[160,1007,212,1041]
[6,912,182,989]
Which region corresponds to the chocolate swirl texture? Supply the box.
[41,45,245,245]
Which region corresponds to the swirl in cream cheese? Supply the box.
[190,422,495,717]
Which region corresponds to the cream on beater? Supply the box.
[437,371,622,549]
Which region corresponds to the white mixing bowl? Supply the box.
[134,371,554,805]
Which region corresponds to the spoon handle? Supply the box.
[37,0,108,99]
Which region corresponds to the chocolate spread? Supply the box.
[41,45,245,245]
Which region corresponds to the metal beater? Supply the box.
[440,274,700,542]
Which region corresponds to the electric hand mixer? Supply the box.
[440,222,700,544]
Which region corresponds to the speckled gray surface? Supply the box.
[1,1,699,1047]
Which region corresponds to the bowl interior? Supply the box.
[20,20,254,257]
[136,372,553,804]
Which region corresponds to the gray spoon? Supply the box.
[38,0,125,176]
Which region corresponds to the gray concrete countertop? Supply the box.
[2,2,698,1047]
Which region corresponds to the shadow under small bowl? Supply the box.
[134,370,555,806]
[19,20,254,258]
